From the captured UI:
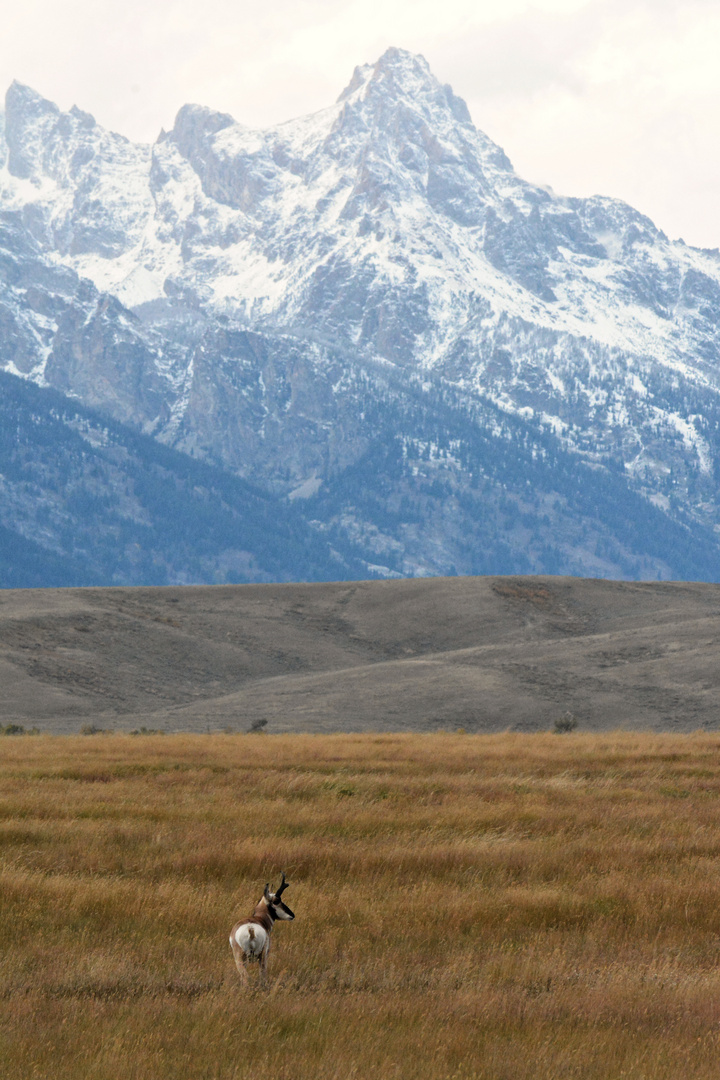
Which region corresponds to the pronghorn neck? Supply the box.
[251,897,275,932]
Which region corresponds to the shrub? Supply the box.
[553,712,578,734]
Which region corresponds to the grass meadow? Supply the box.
[2,732,720,1078]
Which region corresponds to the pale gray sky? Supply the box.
[2,0,720,247]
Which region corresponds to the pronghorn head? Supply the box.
[263,872,295,920]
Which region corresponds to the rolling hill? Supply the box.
[2,575,719,733]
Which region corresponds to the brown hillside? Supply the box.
[1,576,719,733]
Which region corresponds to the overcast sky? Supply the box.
[2,0,719,247]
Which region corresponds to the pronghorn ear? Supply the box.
[263,884,272,902]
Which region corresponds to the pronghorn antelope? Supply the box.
[229,873,295,984]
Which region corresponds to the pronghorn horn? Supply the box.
[275,872,289,897]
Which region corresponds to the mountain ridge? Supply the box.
[2,48,720,584]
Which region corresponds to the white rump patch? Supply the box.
[235,923,268,957]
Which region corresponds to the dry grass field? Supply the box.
[2,732,720,1078]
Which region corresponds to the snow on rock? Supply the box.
[3,48,720,579]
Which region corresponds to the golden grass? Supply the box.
[2,731,720,1078]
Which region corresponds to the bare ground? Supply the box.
[1,575,719,733]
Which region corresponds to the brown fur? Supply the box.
[230,895,286,986]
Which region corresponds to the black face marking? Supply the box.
[268,899,294,920]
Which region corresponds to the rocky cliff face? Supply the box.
[2,48,720,583]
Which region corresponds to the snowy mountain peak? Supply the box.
[0,85,152,262]
[6,79,58,115]
[168,102,237,163]
[339,46,473,127]
[341,46,434,98]
[4,50,720,584]
[5,80,60,180]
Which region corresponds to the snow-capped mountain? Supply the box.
[2,47,720,583]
